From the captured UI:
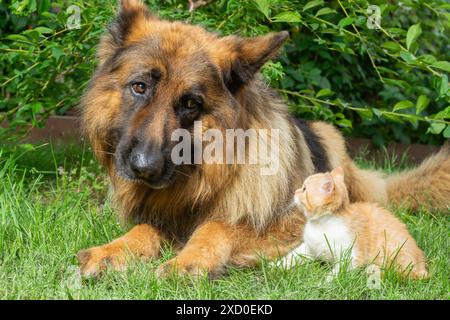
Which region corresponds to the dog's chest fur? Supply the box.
[303,215,355,262]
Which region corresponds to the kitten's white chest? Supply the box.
[303,215,354,262]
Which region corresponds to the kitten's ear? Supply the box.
[320,175,335,195]
[330,166,345,182]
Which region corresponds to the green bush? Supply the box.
[1,0,449,146]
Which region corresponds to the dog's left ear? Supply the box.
[112,0,156,45]
[215,31,289,93]
[120,0,146,11]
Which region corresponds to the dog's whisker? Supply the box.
[279,199,297,215]
[92,149,117,157]
[173,169,193,178]
[186,163,204,171]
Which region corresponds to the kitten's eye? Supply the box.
[185,97,202,110]
[131,82,147,95]
[301,185,306,193]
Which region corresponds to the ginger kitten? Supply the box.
[276,167,428,280]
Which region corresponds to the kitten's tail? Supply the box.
[386,142,450,213]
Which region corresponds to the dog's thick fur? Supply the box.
[77,0,450,277]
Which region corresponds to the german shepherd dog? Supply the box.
[78,0,450,277]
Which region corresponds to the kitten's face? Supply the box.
[294,167,346,218]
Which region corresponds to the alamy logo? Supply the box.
[67,5,81,30]
[367,5,381,30]
[170,121,280,176]
[367,264,381,289]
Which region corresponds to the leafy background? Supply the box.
[1,0,449,146]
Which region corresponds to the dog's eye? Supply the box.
[185,97,202,110]
[131,82,147,95]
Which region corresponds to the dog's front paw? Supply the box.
[76,246,127,277]
[156,256,223,279]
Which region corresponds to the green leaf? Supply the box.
[30,102,43,113]
[315,7,336,17]
[38,0,51,13]
[384,78,409,89]
[372,108,383,118]
[393,100,414,112]
[253,0,270,19]
[443,125,450,138]
[432,106,450,120]
[271,11,302,23]
[336,119,352,129]
[377,67,398,76]
[338,17,354,28]
[383,113,404,124]
[5,34,30,42]
[23,29,40,42]
[415,95,430,115]
[356,108,373,120]
[432,61,450,73]
[51,47,64,60]
[406,23,422,51]
[34,27,54,35]
[400,50,416,64]
[387,28,406,36]
[439,75,449,97]
[417,54,437,65]
[381,41,401,53]
[427,122,446,135]
[303,0,324,11]
[316,88,333,98]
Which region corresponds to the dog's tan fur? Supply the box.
[77,0,450,277]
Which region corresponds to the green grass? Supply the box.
[0,143,448,300]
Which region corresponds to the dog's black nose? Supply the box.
[129,147,164,182]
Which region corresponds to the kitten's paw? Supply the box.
[323,264,343,284]
[270,256,300,269]
[324,273,336,283]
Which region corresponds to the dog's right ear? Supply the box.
[97,0,156,66]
